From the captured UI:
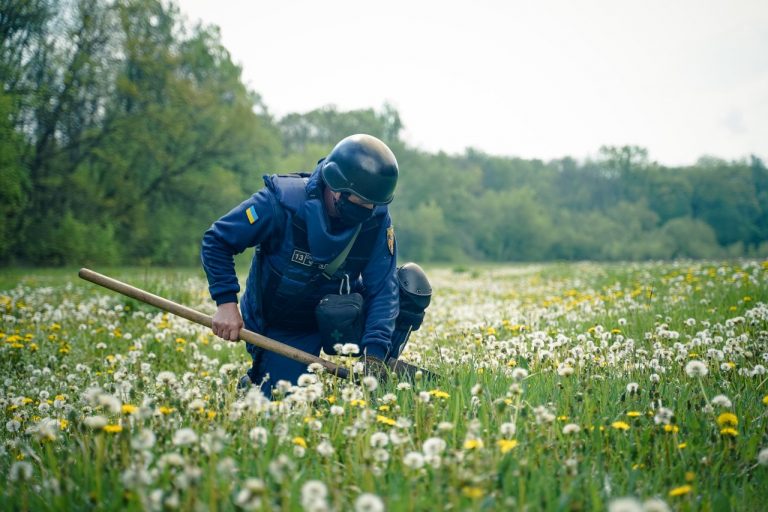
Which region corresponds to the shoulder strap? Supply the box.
[322,224,361,279]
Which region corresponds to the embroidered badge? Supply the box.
[387,226,395,255]
[245,205,258,224]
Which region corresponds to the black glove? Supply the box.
[363,355,389,384]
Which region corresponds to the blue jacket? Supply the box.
[201,166,398,360]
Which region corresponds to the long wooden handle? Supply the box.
[78,268,349,380]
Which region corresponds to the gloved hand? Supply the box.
[363,355,389,384]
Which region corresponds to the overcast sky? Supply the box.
[175,0,767,166]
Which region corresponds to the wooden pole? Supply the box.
[78,268,349,380]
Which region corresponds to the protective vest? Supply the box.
[258,174,383,330]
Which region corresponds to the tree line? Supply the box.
[2,0,767,266]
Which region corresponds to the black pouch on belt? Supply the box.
[315,292,364,348]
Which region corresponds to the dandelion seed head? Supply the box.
[9,461,33,482]
[511,368,529,381]
[563,423,581,435]
[423,437,447,456]
[711,395,732,408]
[172,428,198,446]
[608,497,643,512]
[684,360,708,378]
[362,375,379,391]
[642,498,671,512]
[354,493,385,512]
[757,448,768,466]
[370,432,389,448]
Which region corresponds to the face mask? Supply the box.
[334,193,374,226]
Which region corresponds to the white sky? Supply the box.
[176,0,768,166]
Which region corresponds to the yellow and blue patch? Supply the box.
[245,205,259,224]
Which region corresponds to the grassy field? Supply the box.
[1,260,767,511]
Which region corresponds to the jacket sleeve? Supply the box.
[201,190,279,305]
[359,215,399,360]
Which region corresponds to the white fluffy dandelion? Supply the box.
[758,447,768,466]
[684,360,708,378]
[403,451,425,469]
[642,498,671,512]
[653,407,674,425]
[711,394,732,408]
[511,368,529,381]
[249,427,268,447]
[370,432,389,448]
[83,415,108,429]
[341,343,359,355]
[172,428,198,446]
[562,423,581,435]
[608,497,642,512]
[354,493,385,512]
[422,437,447,456]
[499,422,516,437]
[156,371,177,387]
[362,375,379,391]
[9,461,33,482]
[301,480,328,509]
[317,440,335,457]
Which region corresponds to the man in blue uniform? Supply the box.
[201,134,426,396]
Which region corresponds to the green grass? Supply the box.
[1,260,767,511]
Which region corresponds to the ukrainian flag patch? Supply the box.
[245,205,258,224]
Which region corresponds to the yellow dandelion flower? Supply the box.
[59,419,69,430]
[429,390,450,399]
[611,421,630,431]
[685,472,695,482]
[497,439,519,453]
[669,485,692,497]
[158,406,174,415]
[678,442,687,449]
[175,337,186,344]
[762,395,768,406]
[464,439,484,450]
[486,327,496,336]
[663,425,679,433]
[376,415,396,426]
[121,404,138,415]
[103,424,123,434]
[627,411,641,418]
[719,427,738,437]
[292,437,307,448]
[207,411,216,420]
[327,396,336,404]
[378,405,390,412]
[557,415,569,421]
[462,486,484,499]
[350,399,367,408]
[716,412,738,427]
[506,359,517,367]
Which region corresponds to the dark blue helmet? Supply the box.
[321,134,399,205]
